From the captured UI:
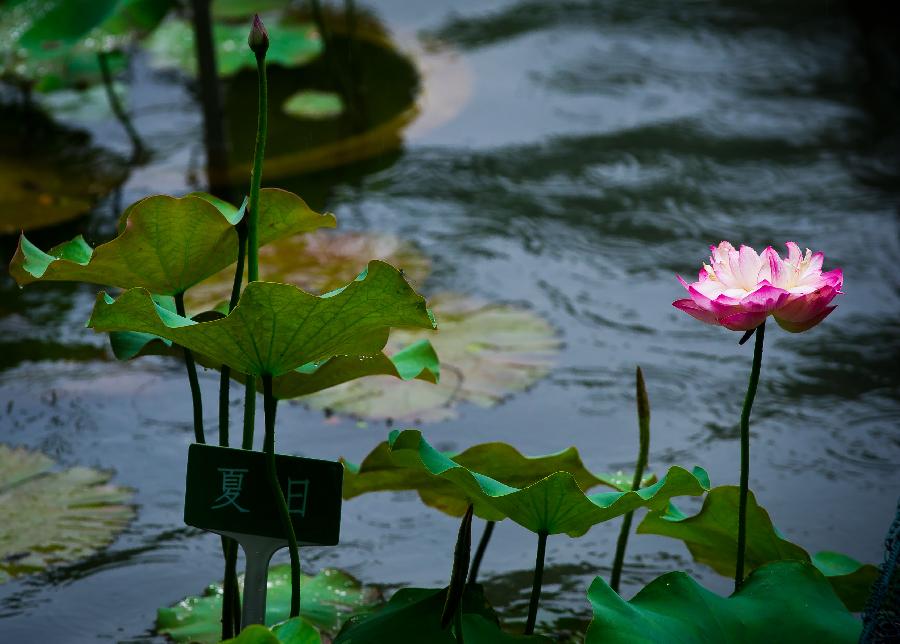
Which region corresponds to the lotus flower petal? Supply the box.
[672,242,841,334]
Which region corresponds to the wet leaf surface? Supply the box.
[0,444,135,583]
[343,435,647,519]
[10,189,333,294]
[88,261,435,376]
[158,566,381,643]
[342,429,709,535]
[146,17,321,77]
[186,230,429,313]
[637,486,879,611]
[586,560,861,643]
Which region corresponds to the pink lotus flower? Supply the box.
[673,241,843,332]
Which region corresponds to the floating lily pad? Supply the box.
[283,90,344,120]
[224,620,321,644]
[89,261,435,376]
[157,566,381,644]
[335,584,551,643]
[10,189,334,294]
[186,230,430,313]
[146,17,321,77]
[585,560,861,643]
[343,435,649,519]
[0,444,135,583]
[304,293,560,422]
[637,486,878,611]
[342,430,708,535]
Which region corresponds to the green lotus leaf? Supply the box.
[88,261,435,376]
[224,619,321,644]
[13,0,120,57]
[186,230,430,314]
[157,566,381,643]
[305,293,560,422]
[146,17,321,77]
[283,90,345,120]
[585,560,861,643]
[636,486,878,611]
[0,444,135,583]
[342,430,708,535]
[342,433,650,520]
[334,585,551,644]
[10,188,334,295]
[212,0,291,19]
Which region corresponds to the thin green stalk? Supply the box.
[97,51,145,162]
[610,366,651,593]
[524,531,548,635]
[220,535,240,638]
[441,505,473,630]
[219,224,247,447]
[218,225,246,639]
[735,321,766,591]
[467,521,495,586]
[174,293,204,444]
[242,379,256,450]
[247,50,267,283]
[262,374,301,617]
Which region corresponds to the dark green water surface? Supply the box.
[1,1,898,641]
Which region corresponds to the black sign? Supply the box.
[184,444,342,546]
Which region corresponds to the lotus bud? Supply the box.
[248,14,269,56]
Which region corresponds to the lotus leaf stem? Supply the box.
[247,43,267,283]
[262,374,301,617]
[524,531,548,635]
[174,293,204,444]
[610,366,651,593]
[736,321,765,590]
[467,520,495,585]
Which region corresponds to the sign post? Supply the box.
[184,444,343,626]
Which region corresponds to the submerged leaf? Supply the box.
[334,585,551,643]
[585,560,861,643]
[0,444,134,583]
[10,189,334,294]
[305,293,560,422]
[157,566,380,643]
[637,486,878,611]
[88,261,435,376]
[146,18,321,77]
[186,230,429,313]
[343,430,708,535]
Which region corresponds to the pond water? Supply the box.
[1,1,898,641]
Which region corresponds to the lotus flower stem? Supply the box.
[247,15,268,284]
[610,366,651,593]
[467,520,495,585]
[735,321,765,590]
[525,531,548,635]
[242,15,269,451]
[174,293,205,444]
[262,374,301,617]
